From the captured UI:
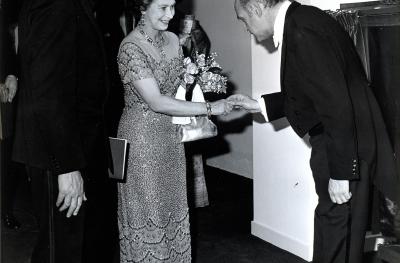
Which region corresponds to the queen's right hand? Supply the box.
[227,94,261,113]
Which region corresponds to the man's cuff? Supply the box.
[6,75,17,80]
[257,98,269,122]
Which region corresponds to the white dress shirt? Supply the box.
[257,0,292,122]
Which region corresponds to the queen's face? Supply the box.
[146,0,175,31]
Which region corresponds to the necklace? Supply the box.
[139,28,166,59]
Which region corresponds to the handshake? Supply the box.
[209,94,261,116]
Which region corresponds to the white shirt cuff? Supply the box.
[257,97,269,122]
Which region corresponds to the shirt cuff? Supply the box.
[257,97,269,122]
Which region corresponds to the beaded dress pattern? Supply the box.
[117,32,191,263]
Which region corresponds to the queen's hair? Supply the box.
[138,0,153,11]
[125,0,153,14]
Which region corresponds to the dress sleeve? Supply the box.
[118,42,154,84]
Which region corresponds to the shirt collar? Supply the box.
[273,0,292,48]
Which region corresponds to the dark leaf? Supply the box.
[208,67,222,74]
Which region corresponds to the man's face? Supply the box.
[234,0,273,42]
[146,0,176,31]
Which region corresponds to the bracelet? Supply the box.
[205,102,212,118]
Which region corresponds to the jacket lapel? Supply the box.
[280,1,300,89]
[18,0,35,52]
[78,0,110,92]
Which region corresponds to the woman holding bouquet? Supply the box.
[117,0,232,262]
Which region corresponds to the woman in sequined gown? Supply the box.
[116,0,232,262]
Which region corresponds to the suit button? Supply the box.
[294,110,301,116]
[290,97,296,102]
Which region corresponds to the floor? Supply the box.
[2,166,378,263]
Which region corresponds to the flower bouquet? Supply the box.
[173,52,227,143]
[182,52,227,94]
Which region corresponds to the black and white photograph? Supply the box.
[0,0,399,263]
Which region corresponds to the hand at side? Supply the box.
[56,171,87,218]
[5,75,18,102]
[0,84,8,103]
[328,179,352,204]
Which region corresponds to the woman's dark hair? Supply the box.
[126,0,153,14]
[125,0,154,26]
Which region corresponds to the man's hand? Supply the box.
[328,179,352,204]
[0,84,8,103]
[5,75,17,102]
[56,171,87,218]
[210,99,233,115]
[227,94,261,113]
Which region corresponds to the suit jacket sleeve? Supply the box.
[27,0,85,174]
[4,29,17,78]
[261,92,285,122]
[293,27,359,181]
[1,16,17,139]
[1,1,17,79]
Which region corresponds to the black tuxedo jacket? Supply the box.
[261,2,398,200]
[0,6,18,140]
[13,0,110,175]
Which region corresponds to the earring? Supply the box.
[138,12,146,28]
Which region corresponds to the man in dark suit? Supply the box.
[0,0,21,230]
[229,0,399,262]
[13,0,118,262]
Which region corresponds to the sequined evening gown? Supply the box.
[116,32,191,263]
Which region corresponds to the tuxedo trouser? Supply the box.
[1,138,20,216]
[81,170,119,263]
[27,166,85,263]
[309,134,370,263]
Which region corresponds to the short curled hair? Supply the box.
[138,0,153,11]
[126,0,153,15]
[125,0,154,26]
[239,0,285,8]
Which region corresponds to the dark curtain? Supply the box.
[328,6,400,239]
[369,26,400,166]
[368,25,400,237]
[326,10,370,79]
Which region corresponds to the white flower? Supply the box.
[197,54,206,67]
[186,63,198,74]
[210,60,221,68]
[200,71,213,82]
[211,74,221,82]
[183,57,192,66]
[184,73,195,84]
